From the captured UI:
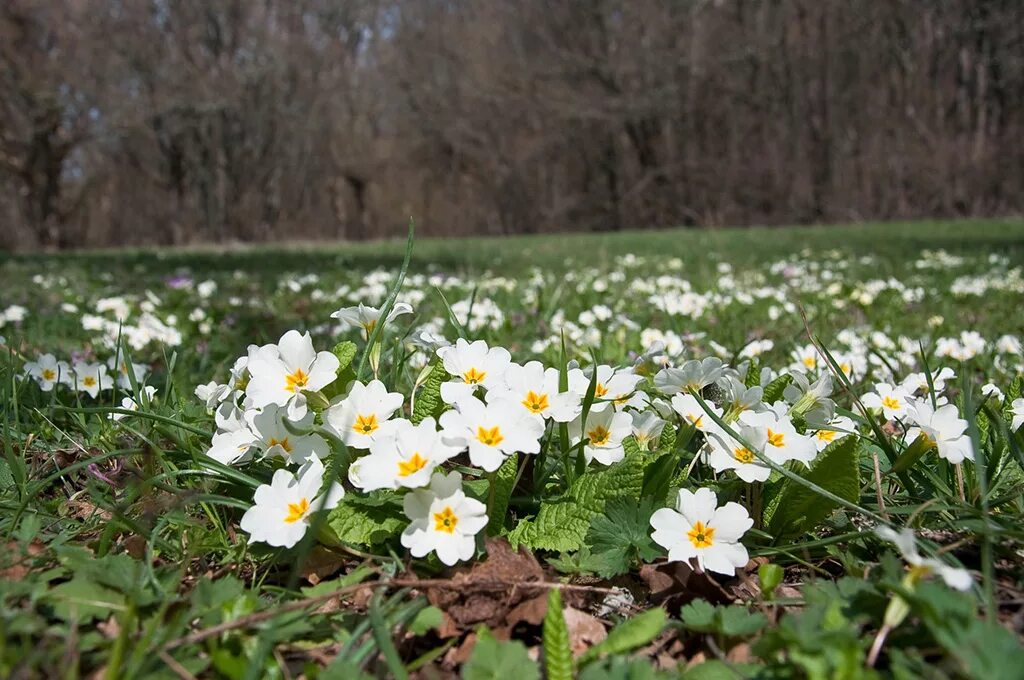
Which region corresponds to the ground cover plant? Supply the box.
[2,219,1024,678]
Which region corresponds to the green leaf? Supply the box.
[758,563,783,600]
[744,358,761,389]
[578,607,666,666]
[408,606,444,636]
[327,495,406,547]
[510,451,647,552]
[46,578,127,621]
[462,635,540,680]
[543,589,573,680]
[412,362,448,425]
[679,601,766,637]
[487,454,519,535]
[322,341,359,399]
[580,656,672,680]
[762,373,793,404]
[585,498,660,578]
[765,434,861,540]
[547,546,623,576]
[678,599,717,632]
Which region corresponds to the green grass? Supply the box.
[1,218,1023,679]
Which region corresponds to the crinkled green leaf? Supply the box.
[762,373,793,404]
[543,589,573,680]
[585,498,660,578]
[578,607,666,666]
[462,634,539,680]
[327,495,406,547]
[412,362,448,425]
[487,454,519,535]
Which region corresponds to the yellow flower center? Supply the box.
[397,452,429,477]
[285,368,310,393]
[463,367,486,384]
[687,414,704,428]
[83,376,97,387]
[42,369,56,381]
[687,520,716,548]
[594,382,608,398]
[353,414,379,435]
[284,497,310,523]
[522,390,550,413]
[816,429,837,443]
[840,362,852,375]
[433,506,458,534]
[267,437,292,453]
[588,425,611,447]
[362,318,378,334]
[802,356,817,369]
[476,425,504,447]
[767,428,785,447]
[882,395,901,410]
[734,447,755,464]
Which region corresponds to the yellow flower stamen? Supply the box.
[522,390,550,414]
[284,497,310,523]
[353,414,379,435]
[734,447,755,464]
[397,452,429,477]
[882,395,901,410]
[42,369,56,381]
[285,368,310,393]
[83,376,97,387]
[816,429,837,443]
[268,437,292,453]
[802,356,817,369]
[588,425,611,447]
[433,506,458,533]
[594,382,608,398]
[767,428,785,447]
[463,367,486,384]
[687,520,716,548]
[476,426,504,447]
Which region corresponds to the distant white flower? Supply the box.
[248,404,328,465]
[349,417,461,491]
[996,334,1021,355]
[875,526,972,591]
[195,381,234,409]
[107,356,149,390]
[323,379,405,450]
[905,401,974,464]
[72,362,114,398]
[246,330,340,410]
[811,415,856,451]
[240,457,344,548]
[630,410,667,450]
[24,354,70,391]
[110,386,158,421]
[862,383,912,421]
[438,395,543,472]
[650,488,752,576]
[401,471,487,566]
[486,360,581,422]
[331,301,413,337]
[981,383,1004,401]
[568,408,633,465]
[568,365,644,411]
[1012,398,1024,431]
[670,393,723,433]
[790,344,820,373]
[437,338,511,404]
[901,367,955,396]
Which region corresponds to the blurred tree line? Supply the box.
[2,0,1022,250]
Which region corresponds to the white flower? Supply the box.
[195,381,234,409]
[905,401,974,464]
[400,471,487,566]
[1012,398,1024,431]
[740,404,817,467]
[862,383,912,421]
[654,358,727,395]
[486,360,581,422]
[630,410,667,450]
[323,379,405,450]
[240,457,344,548]
[670,393,723,433]
[650,488,752,576]
[874,526,972,591]
[568,408,633,465]
[437,338,512,404]
[245,330,340,410]
[790,344,820,373]
[72,362,114,398]
[901,367,955,396]
[705,423,772,482]
[982,383,1004,401]
[110,386,157,421]
[24,354,70,391]
[568,365,643,412]
[811,415,856,451]
[331,301,413,336]
[349,417,461,491]
[438,395,543,472]
[207,428,258,466]
[248,404,328,465]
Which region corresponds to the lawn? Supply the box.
[2,219,1023,678]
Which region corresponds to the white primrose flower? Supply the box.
[905,401,974,464]
[110,386,157,421]
[901,367,956,396]
[349,417,461,491]
[568,364,644,412]
[861,382,912,421]
[437,338,512,404]
[240,457,345,549]
[705,423,772,482]
[790,343,820,373]
[245,330,340,411]
[568,408,633,465]
[630,410,667,450]
[331,301,413,336]
[874,526,972,591]
[323,379,405,450]
[486,360,581,422]
[438,395,543,472]
[981,383,1004,401]
[248,404,328,465]
[195,380,234,409]
[740,403,817,467]
[653,357,728,395]
[811,415,856,451]
[670,393,723,432]
[106,356,149,390]
[72,362,114,398]
[207,427,259,466]
[650,487,753,576]
[1012,398,1024,431]
[24,354,70,391]
[401,471,488,566]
